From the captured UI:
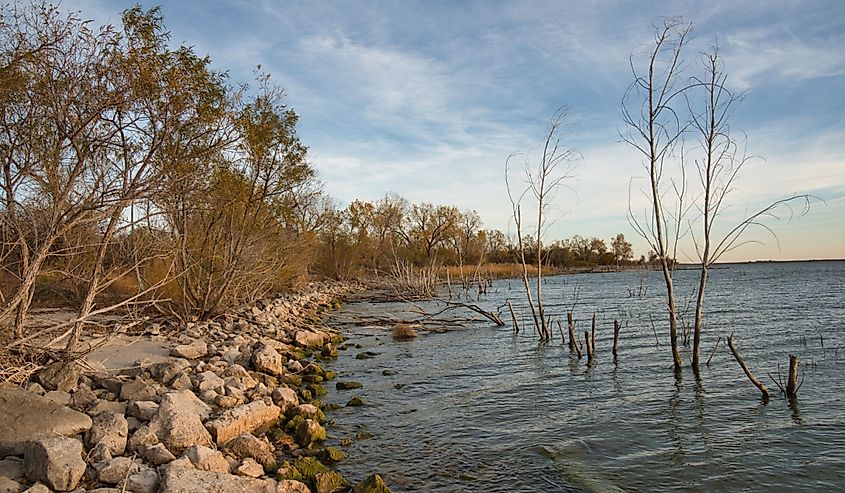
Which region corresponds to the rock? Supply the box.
[43,391,71,406]
[183,445,229,473]
[292,457,328,481]
[286,360,303,373]
[150,359,191,385]
[120,378,158,402]
[194,372,225,393]
[35,362,80,392]
[270,388,298,414]
[0,459,25,482]
[293,330,325,349]
[205,401,281,446]
[170,340,208,360]
[128,401,159,422]
[170,373,193,391]
[355,351,379,360]
[314,471,350,493]
[124,464,158,493]
[224,434,275,469]
[142,443,176,465]
[0,387,93,456]
[318,447,346,463]
[71,385,98,410]
[24,436,86,491]
[381,370,398,376]
[0,476,23,493]
[86,412,128,456]
[89,399,127,416]
[95,456,136,484]
[213,395,239,408]
[335,381,363,390]
[292,404,325,423]
[158,464,308,493]
[221,365,258,391]
[252,345,285,377]
[148,392,212,453]
[294,419,326,447]
[352,474,392,493]
[127,425,158,453]
[346,396,366,407]
[20,485,50,493]
[234,458,264,478]
[88,489,122,493]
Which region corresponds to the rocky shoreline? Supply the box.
[0,281,391,493]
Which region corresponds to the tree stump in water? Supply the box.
[786,354,800,397]
[612,320,621,358]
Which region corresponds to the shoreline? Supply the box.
[0,280,394,493]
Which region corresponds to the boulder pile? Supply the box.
[0,281,391,493]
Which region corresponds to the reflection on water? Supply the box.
[324,261,845,492]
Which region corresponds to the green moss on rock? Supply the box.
[352,474,392,493]
[346,396,366,407]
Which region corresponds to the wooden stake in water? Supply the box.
[786,355,800,397]
[612,319,621,358]
[591,313,597,353]
[584,330,594,363]
[567,312,577,352]
[507,301,519,334]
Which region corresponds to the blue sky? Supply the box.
[66,0,845,261]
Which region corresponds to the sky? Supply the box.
[63,0,845,261]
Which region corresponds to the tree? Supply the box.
[506,108,578,340]
[622,18,692,372]
[611,233,634,267]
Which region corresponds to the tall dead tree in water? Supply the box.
[622,19,692,372]
[686,48,813,370]
[506,108,578,340]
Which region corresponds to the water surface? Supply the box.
[324,261,845,492]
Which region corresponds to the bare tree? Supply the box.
[506,108,578,340]
[686,47,813,369]
[622,18,693,372]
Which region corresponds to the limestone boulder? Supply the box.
[252,345,285,377]
[148,391,212,453]
[86,412,128,456]
[224,433,275,469]
[205,401,281,446]
[158,464,310,493]
[0,387,92,456]
[24,436,86,492]
[270,387,298,414]
[34,362,81,392]
[170,340,208,360]
[183,445,229,473]
[294,419,326,447]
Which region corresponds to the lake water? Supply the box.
[323,261,845,492]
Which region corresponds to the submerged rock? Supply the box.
[335,381,363,390]
[352,474,392,493]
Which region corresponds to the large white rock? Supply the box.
[158,465,310,493]
[0,387,92,456]
[86,412,128,456]
[149,391,212,453]
[205,401,280,446]
[24,436,86,492]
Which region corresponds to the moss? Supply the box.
[346,396,366,407]
[283,374,302,387]
[285,414,305,432]
[318,446,347,463]
[323,370,337,380]
[309,399,324,410]
[285,349,308,361]
[314,471,350,493]
[298,388,313,401]
[330,333,345,343]
[336,381,363,390]
[302,374,324,383]
[275,461,303,482]
[307,383,328,396]
[352,474,392,493]
[295,419,327,446]
[293,456,329,479]
[305,363,324,375]
[339,438,353,447]
[323,403,342,412]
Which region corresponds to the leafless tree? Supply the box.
[506,108,578,340]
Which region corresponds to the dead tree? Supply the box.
[612,320,621,358]
[622,19,693,372]
[506,108,578,341]
[726,334,769,398]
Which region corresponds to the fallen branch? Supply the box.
[727,333,770,398]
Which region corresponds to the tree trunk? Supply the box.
[612,319,620,357]
[567,312,576,351]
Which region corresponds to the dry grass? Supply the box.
[393,323,417,340]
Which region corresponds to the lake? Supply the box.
[323,261,845,492]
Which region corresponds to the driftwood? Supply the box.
[706,336,722,366]
[727,334,770,398]
[507,301,519,334]
[441,301,505,326]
